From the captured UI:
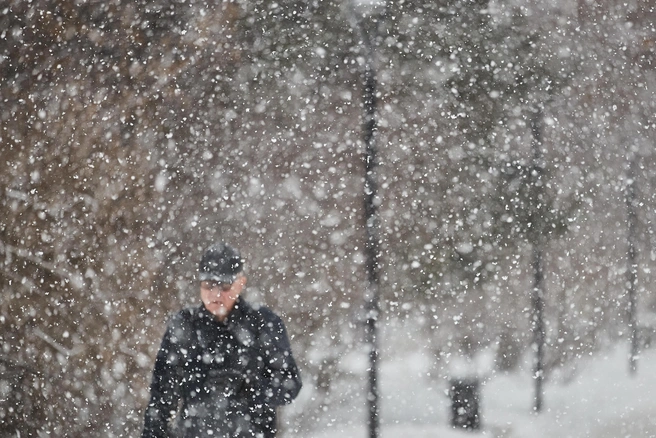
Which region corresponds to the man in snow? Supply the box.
[142,242,302,438]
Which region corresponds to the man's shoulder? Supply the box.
[161,306,204,344]
[241,300,281,323]
[170,304,200,319]
[232,300,288,337]
[166,305,205,328]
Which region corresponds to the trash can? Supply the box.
[449,378,480,430]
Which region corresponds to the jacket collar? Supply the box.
[197,297,251,325]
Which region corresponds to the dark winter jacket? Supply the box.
[142,299,302,438]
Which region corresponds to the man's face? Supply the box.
[200,275,246,320]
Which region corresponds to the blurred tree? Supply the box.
[1,0,655,435]
[362,0,580,374]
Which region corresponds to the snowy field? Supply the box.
[290,345,656,438]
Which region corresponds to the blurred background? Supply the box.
[1,0,655,436]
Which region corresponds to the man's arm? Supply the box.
[256,310,302,406]
[142,314,186,438]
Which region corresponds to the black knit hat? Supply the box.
[198,242,243,283]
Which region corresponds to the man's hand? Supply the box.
[204,369,245,398]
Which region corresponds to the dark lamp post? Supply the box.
[626,155,638,375]
[349,3,383,437]
[530,107,545,413]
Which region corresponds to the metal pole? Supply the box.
[362,39,381,438]
[530,108,545,413]
[531,244,545,412]
[626,155,638,375]
[348,5,383,435]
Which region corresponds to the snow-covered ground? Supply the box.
[291,345,656,438]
